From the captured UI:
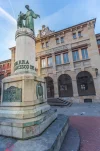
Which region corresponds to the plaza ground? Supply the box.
[52,103,100,151]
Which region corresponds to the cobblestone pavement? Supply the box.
[70,116,100,151]
[52,103,100,116]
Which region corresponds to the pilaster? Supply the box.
[72,79,78,97]
[52,53,56,70]
[68,49,74,70]
[53,74,59,98]
[37,57,41,76]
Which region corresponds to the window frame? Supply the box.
[73,33,77,39]
[72,50,80,62]
[78,31,82,38]
[63,52,69,64]
[60,37,64,43]
[47,56,53,67]
[46,41,49,47]
[56,38,60,44]
[97,39,100,45]
[81,48,89,60]
[41,58,46,68]
[42,43,45,48]
[55,54,61,65]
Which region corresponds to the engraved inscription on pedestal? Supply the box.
[3,86,22,102]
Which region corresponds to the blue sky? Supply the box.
[0,0,100,61]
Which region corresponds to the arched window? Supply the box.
[77,71,96,96]
[58,74,73,97]
[45,77,54,98]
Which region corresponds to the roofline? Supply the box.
[56,18,96,32]
[0,59,11,64]
[36,18,96,40]
[9,46,16,50]
[96,33,100,36]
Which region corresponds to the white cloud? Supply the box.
[8,0,16,18]
[0,7,16,61]
[0,7,16,25]
[35,0,100,34]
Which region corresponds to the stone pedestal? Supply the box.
[0,74,57,139]
[0,28,57,139]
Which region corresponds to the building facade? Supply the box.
[0,59,11,98]
[1,18,100,103]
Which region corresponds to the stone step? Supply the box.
[0,114,69,151]
[47,98,72,106]
[60,126,80,151]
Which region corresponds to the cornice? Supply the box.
[36,39,90,58]
[36,18,96,42]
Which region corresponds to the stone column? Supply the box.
[79,48,82,60]
[45,56,48,67]
[52,53,56,70]
[72,79,78,97]
[10,47,15,74]
[53,74,59,98]
[37,57,41,76]
[61,53,64,64]
[93,77,100,98]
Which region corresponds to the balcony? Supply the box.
[56,63,70,71]
[74,59,91,68]
[41,66,53,75]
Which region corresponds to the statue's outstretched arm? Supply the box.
[32,12,40,19]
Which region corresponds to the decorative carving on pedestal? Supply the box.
[3,86,22,102]
[36,82,43,99]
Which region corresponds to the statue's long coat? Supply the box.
[25,10,37,32]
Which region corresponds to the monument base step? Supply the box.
[0,114,69,151]
[60,126,80,151]
[0,109,57,139]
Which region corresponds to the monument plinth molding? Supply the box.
[0,28,57,139]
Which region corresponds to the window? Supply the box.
[61,37,64,43]
[72,50,79,61]
[7,73,11,76]
[73,33,76,39]
[78,31,82,37]
[41,58,46,68]
[56,38,59,44]
[81,83,88,90]
[48,57,52,67]
[42,43,45,48]
[97,39,100,45]
[56,55,61,65]
[63,53,69,63]
[81,49,88,59]
[46,41,49,47]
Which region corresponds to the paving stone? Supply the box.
[70,116,100,151]
[0,137,17,151]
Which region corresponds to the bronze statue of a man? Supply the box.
[17,5,40,34]
[25,5,40,33]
